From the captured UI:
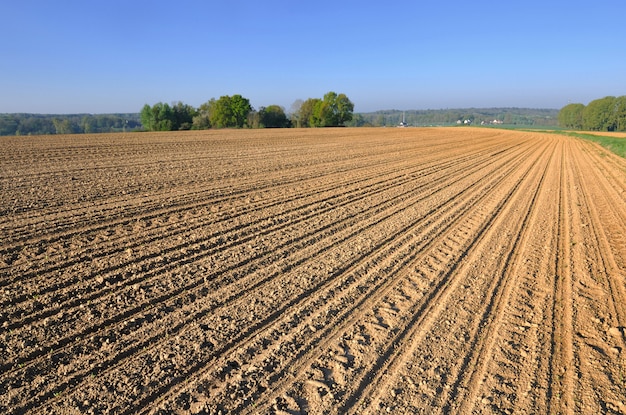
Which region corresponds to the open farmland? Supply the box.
[1,127,626,414]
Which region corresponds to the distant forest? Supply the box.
[0,108,559,136]
[0,113,142,136]
[346,108,559,127]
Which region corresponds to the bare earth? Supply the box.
[1,127,626,415]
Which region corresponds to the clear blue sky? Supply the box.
[1,0,625,114]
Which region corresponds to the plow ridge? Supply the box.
[1,128,625,415]
[11,139,521,414]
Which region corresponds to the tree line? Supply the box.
[140,91,354,131]
[0,113,142,136]
[559,96,626,131]
[2,97,572,136]
[0,91,353,136]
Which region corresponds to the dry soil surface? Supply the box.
[1,127,626,414]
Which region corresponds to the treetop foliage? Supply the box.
[140,101,197,131]
[208,95,252,129]
[258,105,291,128]
[142,95,253,131]
[559,96,626,131]
[292,92,354,128]
[140,91,353,132]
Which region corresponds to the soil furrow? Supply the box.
[1,140,503,372]
[545,137,575,414]
[223,135,544,414]
[23,135,528,414]
[0,131,493,233]
[2,128,624,415]
[338,136,556,414]
[449,136,563,414]
[0,136,492,274]
[574,139,626,329]
[149,133,542,415]
[0,147,411,245]
[562,138,626,412]
[4,136,520,412]
[2,157,437,316]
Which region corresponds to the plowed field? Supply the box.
[1,127,626,414]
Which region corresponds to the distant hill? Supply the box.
[347,108,560,127]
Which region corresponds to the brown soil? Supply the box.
[1,127,625,415]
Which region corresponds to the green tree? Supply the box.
[259,105,290,128]
[230,94,253,128]
[209,96,233,128]
[310,91,354,127]
[52,118,77,134]
[140,103,156,131]
[141,102,175,131]
[192,99,215,129]
[335,93,355,126]
[0,115,19,135]
[583,96,616,131]
[16,116,55,135]
[81,116,94,133]
[298,98,321,128]
[610,96,626,132]
[311,97,331,127]
[209,95,253,128]
[172,101,197,130]
[558,103,585,129]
